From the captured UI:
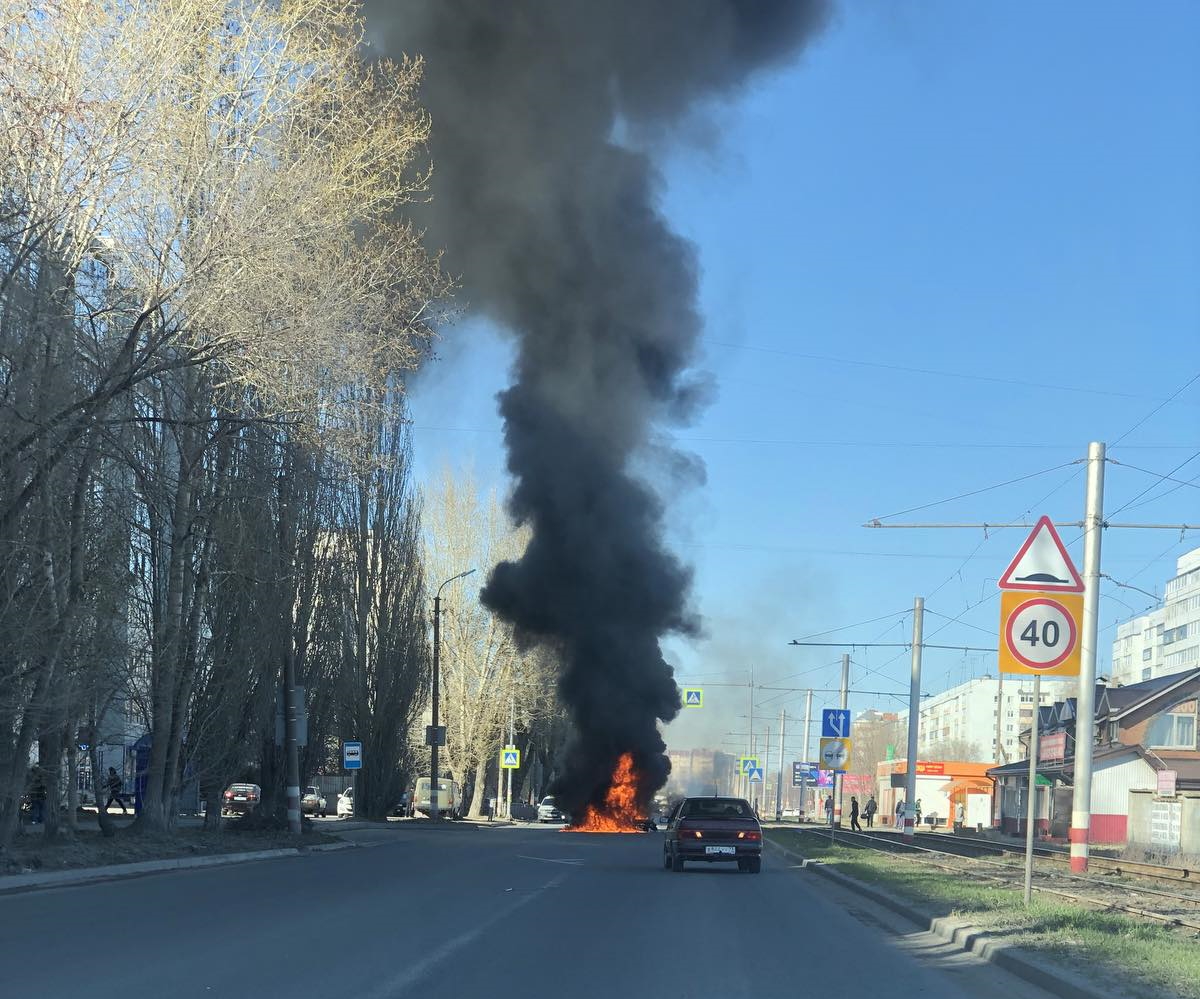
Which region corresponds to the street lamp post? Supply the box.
[431,568,475,821]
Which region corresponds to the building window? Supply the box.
[1147,705,1197,750]
[1164,624,1188,645]
[1143,648,1153,661]
[1142,667,1152,681]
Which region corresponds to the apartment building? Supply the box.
[1111,547,1200,686]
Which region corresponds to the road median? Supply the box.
[1,826,351,894]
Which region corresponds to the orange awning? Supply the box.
[939,778,992,796]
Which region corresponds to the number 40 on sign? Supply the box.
[997,517,1084,677]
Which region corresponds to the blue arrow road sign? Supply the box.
[822,708,851,738]
[747,766,764,783]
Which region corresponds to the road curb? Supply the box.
[766,839,1129,999]
[0,840,355,895]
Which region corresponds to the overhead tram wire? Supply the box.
[1109,459,1200,492]
[866,462,1081,524]
[1105,448,1200,521]
[1109,369,1200,448]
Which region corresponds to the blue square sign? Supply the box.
[822,709,851,739]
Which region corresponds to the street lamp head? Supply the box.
[437,567,477,598]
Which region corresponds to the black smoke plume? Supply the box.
[364,1,830,816]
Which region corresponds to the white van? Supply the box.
[412,777,462,818]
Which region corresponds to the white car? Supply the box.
[537,796,565,823]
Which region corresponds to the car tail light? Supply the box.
[678,826,702,839]
[224,791,233,799]
[737,830,761,841]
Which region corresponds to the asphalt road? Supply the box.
[0,825,1062,998]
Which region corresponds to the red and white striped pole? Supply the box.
[903,597,923,842]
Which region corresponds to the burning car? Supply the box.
[663,796,762,873]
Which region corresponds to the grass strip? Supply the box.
[3,826,338,876]
[768,827,1200,999]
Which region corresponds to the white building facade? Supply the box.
[900,675,1070,763]
[1111,548,1200,686]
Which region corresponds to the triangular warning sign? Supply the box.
[503,752,518,765]
[685,690,701,705]
[998,516,1084,592]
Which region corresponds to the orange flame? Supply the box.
[564,752,645,833]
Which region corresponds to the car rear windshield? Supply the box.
[230,784,257,791]
[540,797,555,806]
[682,798,754,818]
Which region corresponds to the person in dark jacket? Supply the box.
[863,795,878,828]
[104,767,128,814]
[849,795,862,832]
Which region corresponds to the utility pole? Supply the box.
[762,725,771,818]
[1024,673,1042,905]
[431,592,441,820]
[506,695,515,820]
[832,653,850,830]
[431,569,475,822]
[1071,442,1105,873]
[903,597,924,841]
[802,690,813,822]
[776,709,786,822]
[283,652,301,835]
[995,672,1006,764]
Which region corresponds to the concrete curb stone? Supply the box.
[0,840,355,895]
[766,838,1132,999]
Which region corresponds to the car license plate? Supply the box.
[705,845,735,855]
[234,796,246,800]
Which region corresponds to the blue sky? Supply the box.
[408,1,1200,760]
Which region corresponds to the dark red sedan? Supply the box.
[662,796,763,874]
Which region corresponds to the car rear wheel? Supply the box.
[737,858,749,872]
[749,857,762,874]
[662,849,671,870]
[671,852,684,873]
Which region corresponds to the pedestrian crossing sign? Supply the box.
[500,748,520,769]
[683,687,703,708]
[747,766,764,783]
[739,756,759,775]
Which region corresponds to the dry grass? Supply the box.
[2,823,337,876]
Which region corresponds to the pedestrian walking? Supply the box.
[915,798,923,828]
[863,795,877,828]
[954,800,965,833]
[824,794,834,825]
[104,767,128,814]
[895,798,905,829]
[849,795,862,832]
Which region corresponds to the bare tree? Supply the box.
[422,468,568,817]
[0,0,447,839]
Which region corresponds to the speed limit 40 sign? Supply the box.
[999,590,1083,676]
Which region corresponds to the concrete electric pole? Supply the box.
[903,597,924,841]
[1070,442,1105,873]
